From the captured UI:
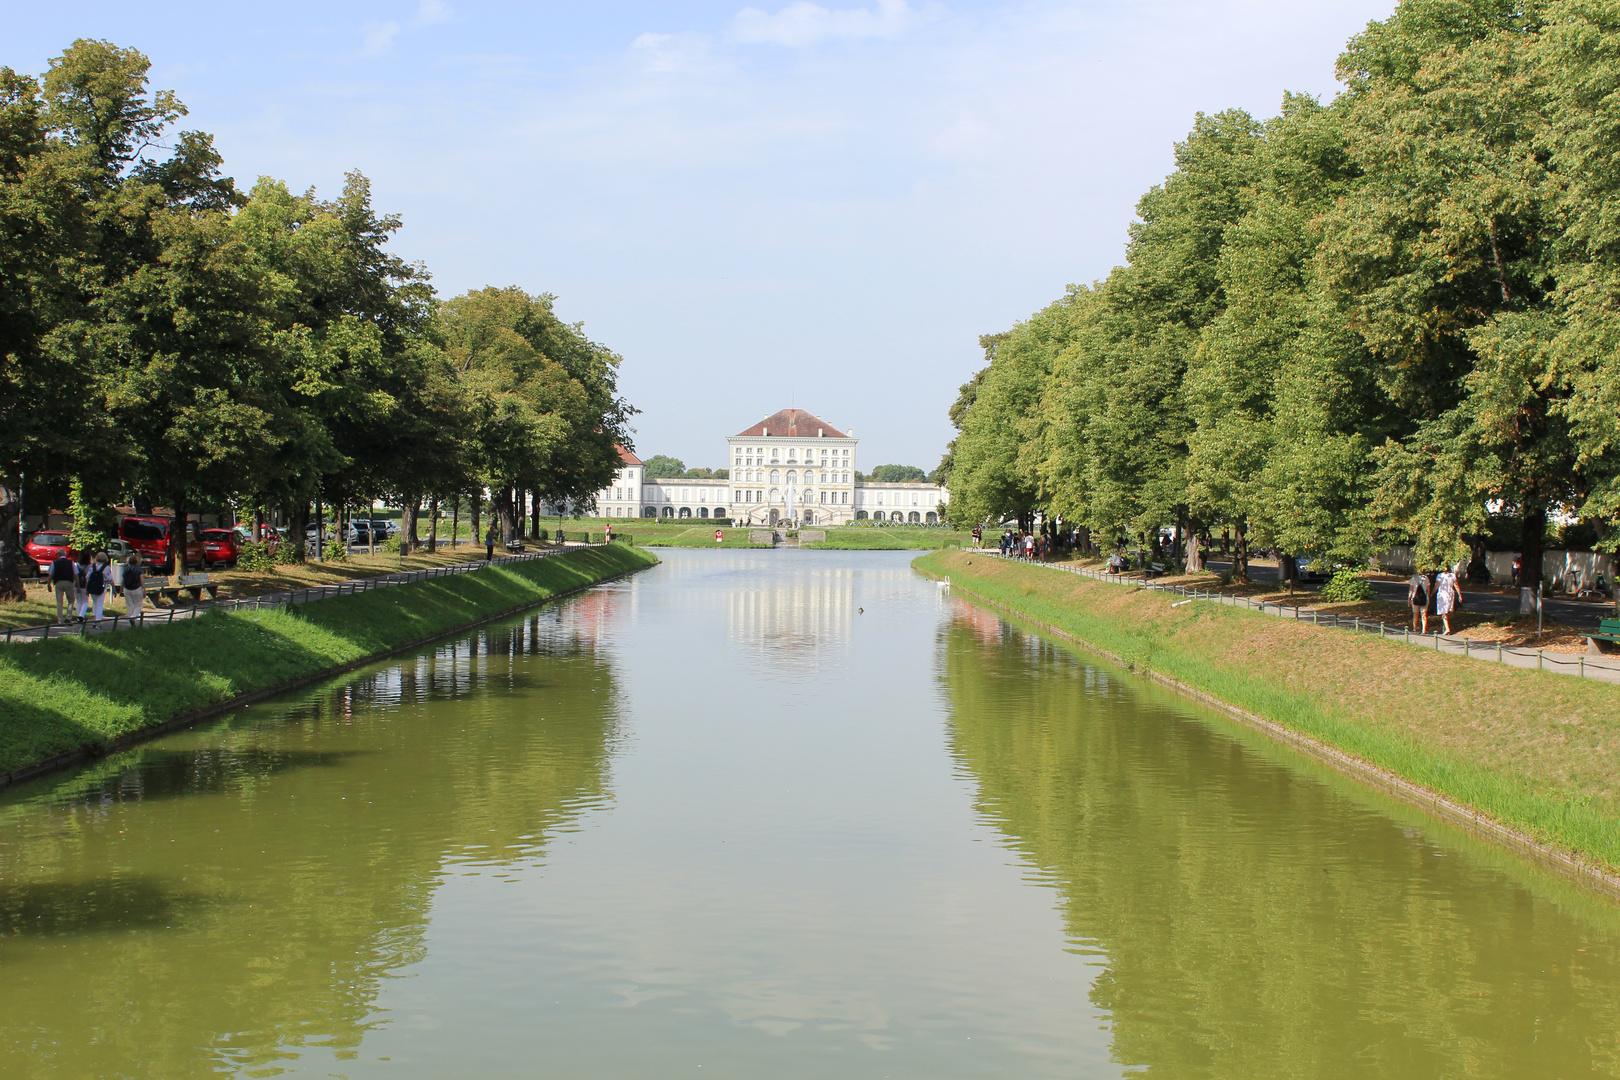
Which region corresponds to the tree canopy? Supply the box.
[945,0,1620,594]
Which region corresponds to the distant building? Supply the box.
[582,407,949,526]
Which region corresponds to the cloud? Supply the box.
[361,0,453,54]
[731,0,913,47]
[362,20,402,55]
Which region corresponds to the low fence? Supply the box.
[3,548,579,646]
[981,554,1620,685]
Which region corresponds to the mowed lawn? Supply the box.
[919,548,1620,873]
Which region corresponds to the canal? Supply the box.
[2,548,1618,1078]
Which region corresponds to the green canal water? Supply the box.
[2,549,1619,1078]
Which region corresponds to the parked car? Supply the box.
[118,515,204,572]
[199,529,240,568]
[1293,556,1333,584]
[345,521,371,545]
[21,530,74,575]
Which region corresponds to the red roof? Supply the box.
[734,409,848,439]
[616,444,643,465]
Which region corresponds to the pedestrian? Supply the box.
[73,550,92,620]
[1407,567,1429,633]
[49,547,77,624]
[84,551,110,624]
[604,522,613,543]
[485,525,496,561]
[121,553,146,618]
[1434,565,1462,635]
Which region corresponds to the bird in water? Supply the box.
[857,607,864,614]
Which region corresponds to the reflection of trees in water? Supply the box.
[0,608,620,1078]
[939,614,1620,1079]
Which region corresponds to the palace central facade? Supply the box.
[590,408,949,526]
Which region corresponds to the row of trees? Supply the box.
[0,40,632,589]
[943,0,1620,601]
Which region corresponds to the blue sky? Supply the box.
[3,0,1397,470]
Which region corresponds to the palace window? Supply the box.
[842,491,848,503]
[770,469,780,484]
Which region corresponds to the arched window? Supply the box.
[786,470,797,484]
[769,487,780,504]
[925,511,937,523]
[679,506,691,518]
[909,511,921,523]
[770,469,780,484]
[855,510,868,520]
[699,507,709,518]
[661,506,674,517]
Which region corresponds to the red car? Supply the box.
[22,531,76,575]
[118,515,204,572]
[200,529,240,568]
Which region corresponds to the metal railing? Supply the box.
[3,546,588,646]
[981,552,1620,684]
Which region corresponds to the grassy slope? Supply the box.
[918,549,1620,871]
[805,526,970,550]
[0,545,657,777]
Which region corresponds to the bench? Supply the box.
[1590,617,1620,655]
[144,573,218,604]
[505,539,525,553]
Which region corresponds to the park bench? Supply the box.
[144,573,218,604]
[505,539,525,553]
[1589,617,1620,655]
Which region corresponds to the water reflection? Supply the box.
[939,608,1620,1079]
[0,609,621,1079]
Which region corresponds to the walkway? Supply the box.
[978,554,1620,686]
[3,546,587,646]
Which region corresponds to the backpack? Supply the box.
[122,565,142,590]
[85,564,106,596]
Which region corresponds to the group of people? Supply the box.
[991,529,1047,560]
[1406,567,1464,635]
[46,548,148,626]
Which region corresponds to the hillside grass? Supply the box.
[0,545,657,779]
[918,548,1620,872]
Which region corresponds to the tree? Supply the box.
[868,464,927,482]
[641,455,685,479]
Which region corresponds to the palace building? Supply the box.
[586,408,949,526]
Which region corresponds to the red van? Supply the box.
[119,516,205,572]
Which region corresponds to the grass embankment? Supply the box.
[0,545,658,781]
[919,549,1620,873]
[804,526,969,550]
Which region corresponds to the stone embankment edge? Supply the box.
[0,551,660,793]
[922,564,1620,902]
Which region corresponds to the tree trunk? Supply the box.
[470,490,481,553]
[407,497,422,547]
[1186,530,1203,573]
[452,496,460,548]
[428,497,440,552]
[172,498,189,574]
[1234,520,1250,583]
[0,497,25,602]
[1519,505,1546,615]
[497,484,516,542]
[291,502,309,561]
[530,488,542,540]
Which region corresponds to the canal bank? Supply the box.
[916,548,1620,890]
[0,544,658,788]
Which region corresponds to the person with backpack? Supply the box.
[48,548,77,624]
[84,551,111,624]
[121,553,146,617]
[485,525,496,562]
[73,550,92,620]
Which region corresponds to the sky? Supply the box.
[3,0,1398,471]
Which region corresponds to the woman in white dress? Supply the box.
[1434,568,1462,635]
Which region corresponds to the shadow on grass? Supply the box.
[0,876,216,938]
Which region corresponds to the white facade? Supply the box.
[587,408,949,526]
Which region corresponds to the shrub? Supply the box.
[1319,569,1374,602]
[236,542,274,573]
[1216,568,1235,587]
[378,535,401,554]
[274,542,304,565]
[323,538,347,561]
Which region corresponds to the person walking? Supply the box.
[121,553,146,618]
[73,550,92,620]
[84,551,110,624]
[1407,567,1430,633]
[1434,566,1462,636]
[49,548,77,624]
[485,525,496,562]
